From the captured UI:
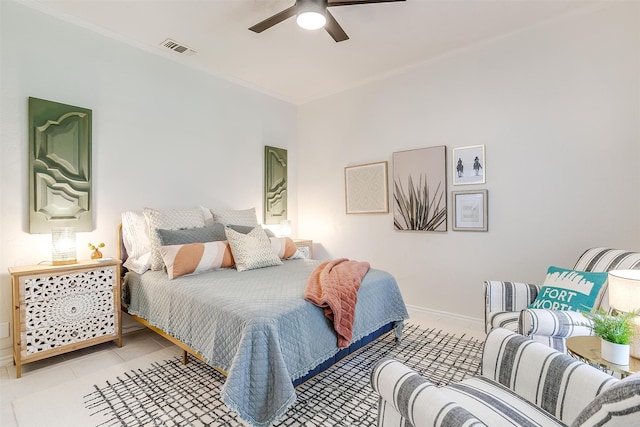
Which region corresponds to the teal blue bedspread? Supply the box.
[125,259,408,426]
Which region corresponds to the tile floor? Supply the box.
[0,311,484,427]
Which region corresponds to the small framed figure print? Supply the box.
[452,190,488,231]
[452,145,485,185]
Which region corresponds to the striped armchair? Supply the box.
[484,247,640,353]
[371,328,640,427]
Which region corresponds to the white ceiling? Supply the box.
[29,0,596,104]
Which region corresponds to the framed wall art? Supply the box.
[264,145,288,224]
[393,146,447,232]
[452,144,485,185]
[29,97,93,233]
[452,190,488,231]
[344,161,389,214]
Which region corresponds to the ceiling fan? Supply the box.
[249,0,406,42]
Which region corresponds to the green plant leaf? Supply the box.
[577,309,639,345]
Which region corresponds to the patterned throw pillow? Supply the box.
[225,226,282,272]
[269,237,298,259]
[211,208,258,227]
[529,266,608,312]
[159,241,234,279]
[144,208,206,271]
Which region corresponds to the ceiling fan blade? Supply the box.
[324,10,349,42]
[249,5,297,33]
[328,0,405,6]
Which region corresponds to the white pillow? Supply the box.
[225,226,282,272]
[144,208,206,270]
[211,207,258,227]
[199,206,214,226]
[121,211,152,274]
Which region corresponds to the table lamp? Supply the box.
[280,220,292,238]
[608,269,640,358]
[51,226,77,265]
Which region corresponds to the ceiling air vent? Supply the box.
[160,38,197,56]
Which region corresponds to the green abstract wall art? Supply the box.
[29,97,92,233]
[264,146,287,225]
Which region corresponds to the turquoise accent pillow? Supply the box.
[529,266,608,312]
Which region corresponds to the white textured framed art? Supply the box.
[344,161,389,214]
[452,145,485,185]
[452,190,488,231]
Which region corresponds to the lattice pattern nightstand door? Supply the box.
[9,260,122,378]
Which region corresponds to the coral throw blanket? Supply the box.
[305,258,370,348]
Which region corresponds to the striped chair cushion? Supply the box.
[371,358,486,427]
[519,308,594,352]
[573,248,640,272]
[484,280,539,333]
[482,329,617,424]
[485,281,540,313]
[571,372,640,426]
[442,377,564,426]
[487,311,520,333]
[573,248,640,313]
[527,334,569,353]
[484,281,539,333]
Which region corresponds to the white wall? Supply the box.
[2,1,639,362]
[297,3,640,320]
[0,2,297,356]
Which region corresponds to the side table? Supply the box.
[567,335,639,377]
[293,239,313,259]
[9,259,122,378]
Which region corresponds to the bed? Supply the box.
[118,215,409,426]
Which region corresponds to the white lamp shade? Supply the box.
[608,269,640,313]
[52,227,77,265]
[280,220,292,237]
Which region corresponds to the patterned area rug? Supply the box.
[84,325,483,426]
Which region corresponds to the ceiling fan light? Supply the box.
[297,11,326,30]
[296,0,327,30]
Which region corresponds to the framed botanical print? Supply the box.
[393,146,447,232]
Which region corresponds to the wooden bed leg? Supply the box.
[182,350,188,365]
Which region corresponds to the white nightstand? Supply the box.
[293,239,313,259]
[9,259,122,378]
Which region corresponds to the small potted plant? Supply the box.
[88,242,105,259]
[580,309,638,365]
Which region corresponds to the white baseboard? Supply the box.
[406,304,484,327]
